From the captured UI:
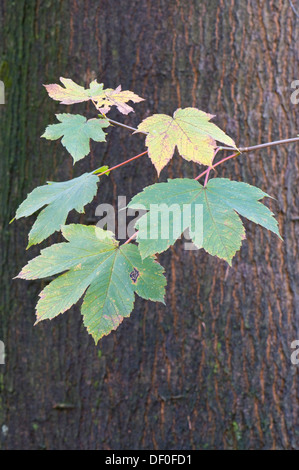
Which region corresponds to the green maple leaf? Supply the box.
[44,77,144,115]
[16,225,166,343]
[42,114,109,162]
[136,108,237,175]
[15,170,108,247]
[128,178,282,265]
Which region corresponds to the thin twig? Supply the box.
[195,136,299,181]
[220,137,299,153]
[203,167,211,186]
[108,118,140,133]
[204,147,221,186]
[195,152,240,181]
[123,231,138,245]
[91,98,142,134]
[92,151,148,177]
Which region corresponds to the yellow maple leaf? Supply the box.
[136,108,237,175]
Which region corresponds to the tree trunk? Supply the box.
[0,0,298,450]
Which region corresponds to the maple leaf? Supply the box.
[42,114,109,162]
[128,178,282,265]
[16,225,166,343]
[44,77,144,115]
[44,77,104,104]
[94,85,145,115]
[136,108,237,175]
[15,171,108,247]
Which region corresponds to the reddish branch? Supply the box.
[93,150,148,177]
[123,231,138,245]
[195,152,240,181]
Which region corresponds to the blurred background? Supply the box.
[0,0,298,450]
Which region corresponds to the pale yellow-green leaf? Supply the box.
[136,107,237,175]
[44,78,144,115]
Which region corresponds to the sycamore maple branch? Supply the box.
[94,116,299,183]
[93,116,299,242]
[98,110,299,155]
[17,77,297,344]
[93,100,299,185]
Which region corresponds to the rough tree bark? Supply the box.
[0,0,298,450]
